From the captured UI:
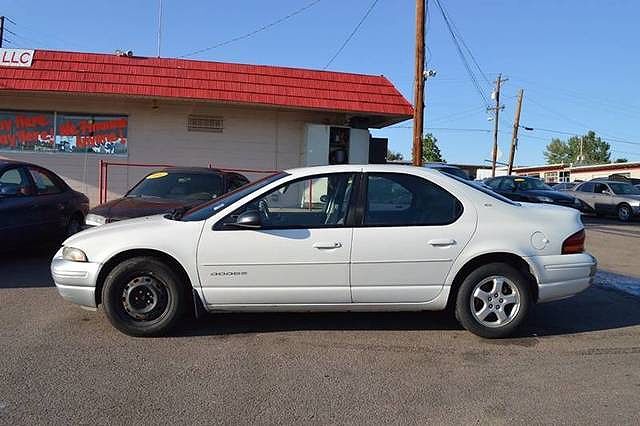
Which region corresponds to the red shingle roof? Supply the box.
[0,50,413,125]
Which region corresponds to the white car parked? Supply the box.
[52,165,596,338]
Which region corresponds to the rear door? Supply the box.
[575,182,596,210]
[27,167,70,239]
[350,172,476,303]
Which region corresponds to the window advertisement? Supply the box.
[0,110,54,152]
[0,110,128,156]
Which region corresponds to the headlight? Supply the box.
[85,213,107,226]
[536,196,554,203]
[62,247,88,262]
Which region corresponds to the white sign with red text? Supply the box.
[0,48,34,67]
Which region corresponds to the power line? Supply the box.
[180,0,322,58]
[433,0,490,108]
[438,0,490,86]
[323,0,380,70]
[522,100,640,147]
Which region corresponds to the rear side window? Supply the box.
[228,174,249,191]
[578,182,595,193]
[364,173,462,226]
[28,168,62,195]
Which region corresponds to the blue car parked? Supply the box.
[0,160,89,245]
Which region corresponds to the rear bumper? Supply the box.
[51,252,100,308]
[527,253,597,303]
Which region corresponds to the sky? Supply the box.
[3,0,640,166]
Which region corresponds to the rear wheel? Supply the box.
[455,263,532,338]
[617,204,632,222]
[102,257,184,337]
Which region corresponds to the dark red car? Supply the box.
[0,159,89,244]
[85,167,249,226]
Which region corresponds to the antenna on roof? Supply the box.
[156,0,163,57]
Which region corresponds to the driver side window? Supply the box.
[221,173,356,229]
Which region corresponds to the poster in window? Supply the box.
[0,111,54,152]
[0,110,128,156]
[55,114,127,155]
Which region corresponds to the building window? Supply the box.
[0,110,127,156]
[559,171,570,182]
[544,171,559,183]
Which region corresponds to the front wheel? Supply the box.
[455,263,532,338]
[102,257,184,336]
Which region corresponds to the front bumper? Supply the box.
[51,253,101,308]
[528,252,597,303]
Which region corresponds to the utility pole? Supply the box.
[156,0,163,57]
[489,73,506,176]
[0,16,5,48]
[412,0,426,166]
[507,89,524,174]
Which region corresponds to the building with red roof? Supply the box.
[0,48,412,204]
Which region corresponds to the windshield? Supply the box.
[609,182,640,195]
[181,172,287,221]
[445,174,520,206]
[516,178,552,191]
[128,171,223,201]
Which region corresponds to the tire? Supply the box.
[102,257,184,337]
[617,204,632,222]
[455,263,532,339]
[66,214,83,237]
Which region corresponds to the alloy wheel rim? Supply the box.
[121,275,169,321]
[470,275,521,328]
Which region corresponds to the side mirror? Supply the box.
[602,189,613,196]
[227,210,262,229]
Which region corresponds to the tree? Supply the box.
[386,150,404,161]
[544,131,611,165]
[422,133,444,163]
[615,158,628,163]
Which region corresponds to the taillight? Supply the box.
[562,229,585,254]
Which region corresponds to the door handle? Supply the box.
[428,238,456,247]
[313,242,342,249]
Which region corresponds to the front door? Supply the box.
[197,173,357,305]
[350,173,476,303]
[0,166,39,244]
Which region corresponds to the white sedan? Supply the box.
[51,165,596,338]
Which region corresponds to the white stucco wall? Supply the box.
[0,92,359,205]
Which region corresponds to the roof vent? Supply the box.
[187,115,224,133]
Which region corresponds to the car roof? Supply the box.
[0,159,30,168]
[153,166,239,175]
[283,164,447,179]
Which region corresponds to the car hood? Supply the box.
[89,197,203,220]
[524,189,574,200]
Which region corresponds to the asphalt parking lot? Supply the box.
[1,218,639,424]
